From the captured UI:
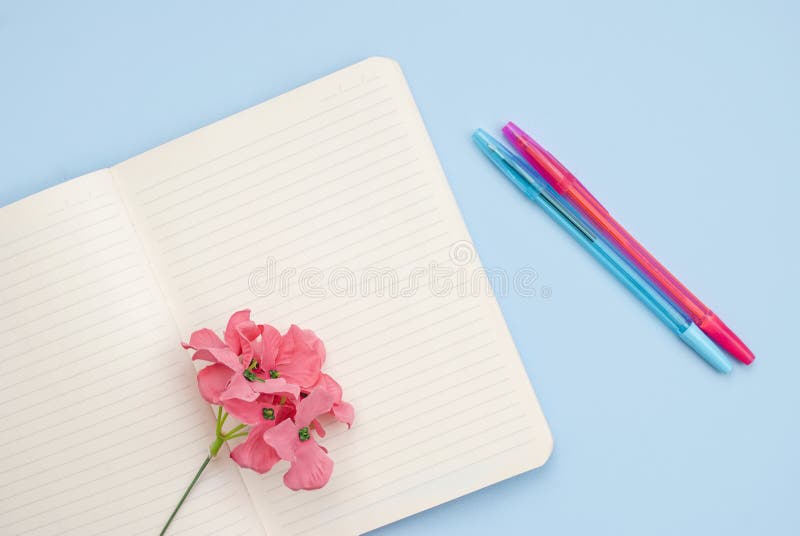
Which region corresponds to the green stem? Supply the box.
[215,405,223,435]
[219,411,229,430]
[160,408,249,535]
[223,423,247,438]
[159,455,211,536]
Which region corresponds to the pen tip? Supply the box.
[701,314,755,365]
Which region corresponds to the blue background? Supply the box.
[1,1,798,534]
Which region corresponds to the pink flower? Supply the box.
[230,399,295,474]
[182,310,300,407]
[263,325,326,390]
[263,387,336,490]
[308,373,355,427]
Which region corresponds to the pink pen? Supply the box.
[503,122,755,365]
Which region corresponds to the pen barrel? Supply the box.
[562,186,709,323]
[503,122,755,364]
[560,186,754,364]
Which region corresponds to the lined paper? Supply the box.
[0,172,263,536]
[113,57,552,536]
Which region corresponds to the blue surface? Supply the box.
[1,1,798,534]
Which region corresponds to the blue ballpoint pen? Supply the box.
[472,129,732,373]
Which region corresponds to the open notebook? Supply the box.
[0,57,552,536]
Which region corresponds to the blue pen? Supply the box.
[473,129,732,373]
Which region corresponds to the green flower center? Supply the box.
[268,369,280,379]
[298,427,310,442]
[243,369,264,383]
[262,407,275,420]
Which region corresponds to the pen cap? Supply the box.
[678,324,733,374]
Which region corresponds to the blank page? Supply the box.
[0,171,263,536]
[113,57,552,535]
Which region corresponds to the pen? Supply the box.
[503,122,754,365]
[473,129,732,373]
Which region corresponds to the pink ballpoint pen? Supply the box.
[504,122,755,365]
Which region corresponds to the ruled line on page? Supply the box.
[262,344,503,459]
[0,224,125,280]
[290,421,531,530]
[319,292,477,348]
[258,375,512,494]
[278,404,522,514]
[272,238,458,323]
[300,436,535,536]
[0,411,204,495]
[317,373,509,463]
[139,96,395,208]
[171,165,425,283]
[182,213,443,319]
[280,412,525,526]
[345,359,501,421]
[148,124,404,242]
[0,349,179,430]
[0,211,119,264]
[0,425,208,518]
[0,263,140,319]
[146,122,405,233]
[197,238,453,335]
[332,314,483,371]
[0,318,166,387]
[179,199,434,306]
[324,301,480,358]
[0,173,259,536]
[14,476,231,536]
[0,198,116,251]
[134,80,387,197]
[194,237,452,335]
[164,154,420,266]
[0,373,189,447]
[0,242,133,295]
[183,208,443,316]
[4,300,158,373]
[0,274,147,337]
[173,179,430,304]
[297,362,509,464]
[156,145,416,251]
[0,336,170,413]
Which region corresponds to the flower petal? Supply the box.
[191,346,242,371]
[221,373,258,402]
[236,320,261,364]
[262,419,299,461]
[295,387,335,428]
[224,309,251,354]
[251,378,300,401]
[299,327,326,366]
[282,440,334,491]
[230,423,281,474]
[196,363,232,404]
[310,373,343,402]
[276,325,324,388]
[311,419,326,438]
[223,396,278,425]
[331,401,355,428]
[181,328,225,350]
[259,324,281,370]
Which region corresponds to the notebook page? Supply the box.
[112,57,552,536]
[0,171,263,536]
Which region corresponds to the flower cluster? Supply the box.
[182,310,353,490]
